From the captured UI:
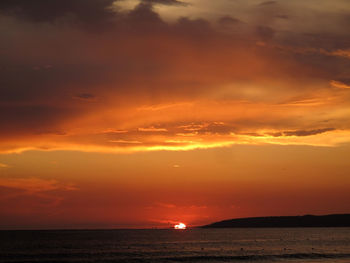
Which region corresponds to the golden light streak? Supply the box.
[330,80,350,89]
[1,129,349,154]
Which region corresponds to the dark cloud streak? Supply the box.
[142,0,188,6]
[0,0,117,24]
[283,128,336,137]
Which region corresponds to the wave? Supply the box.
[1,252,350,263]
[164,253,350,262]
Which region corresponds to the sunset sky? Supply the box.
[0,0,350,229]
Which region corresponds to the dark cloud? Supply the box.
[0,105,73,137]
[73,93,96,101]
[126,2,165,28]
[218,16,242,26]
[256,26,275,40]
[268,132,283,137]
[258,1,277,6]
[275,14,288,19]
[334,78,350,86]
[0,0,117,24]
[0,61,112,103]
[254,0,287,30]
[142,0,188,6]
[283,128,335,137]
[263,128,338,138]
[197,123,236,135]
[176,17,212,35]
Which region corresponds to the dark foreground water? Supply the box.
[0,228,350,263]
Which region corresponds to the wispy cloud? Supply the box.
[0,177,78,193]
[330,80,350,89]
[155,202,177,208]
[0,163,9,168]
[0,177,78,208]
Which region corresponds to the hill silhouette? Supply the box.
[202,214,350,228]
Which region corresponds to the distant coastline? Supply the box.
[202,214,350,228]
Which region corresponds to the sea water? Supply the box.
[0,228,349,262]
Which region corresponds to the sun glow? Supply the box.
[174,223,186,229]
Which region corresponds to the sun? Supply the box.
[174,223,186,230]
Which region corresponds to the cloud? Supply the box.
[155,202,176,208]
[258,1,277,6]
[0,177,78,193]
[127,2,164,25]
[0,0,117,24]
[0,177,78,213]
[142,0,188,6]
[255,25,275,40]
[138,127,168,132]
[330,49,350,59]
[330,80,350,89]
[0,105,73,137]
[0,163,9,168]
[218,16,242,26]
[283,128,335,137]
[0,0,350,153]
[109,140,142,144]
[275,14,288,19]
[73,93,96,101]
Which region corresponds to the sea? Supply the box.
[0,228,350,263]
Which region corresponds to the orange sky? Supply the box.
[0,0,350,229]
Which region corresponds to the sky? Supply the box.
[0,0,350,229]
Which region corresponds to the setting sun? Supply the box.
[174,223,187,230]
